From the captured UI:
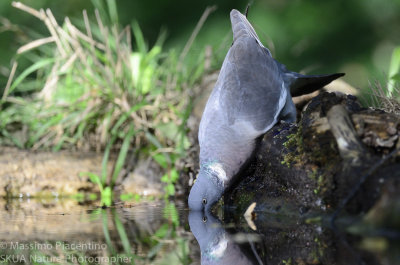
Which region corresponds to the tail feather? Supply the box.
[275,59,345,97]
[230,9,260,43]
[290,72,345,97]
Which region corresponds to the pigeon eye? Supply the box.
[202,198,207,205]
[202,216,208,223]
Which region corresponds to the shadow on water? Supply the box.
[0,198,398,264]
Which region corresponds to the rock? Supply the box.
[224,92,400,220]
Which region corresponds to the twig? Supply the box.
[44,8,66,57]
[327,105,365,165]
[2,61,18,101]
[12,2,44,20]
[245,4,250,17]
[178,6,217,67]
[17,37,55,54]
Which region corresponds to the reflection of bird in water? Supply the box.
[189,211,261,265]
[188,9,343,211]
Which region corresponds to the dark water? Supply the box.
[0,198,398,265]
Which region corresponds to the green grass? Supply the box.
[361,45,400,114]
[387,46,400,99]
[0,1,211,200]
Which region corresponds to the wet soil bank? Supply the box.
[0,147,165,198]
[222,91,399,250]
[218,92,400,265]
[0,148,101,198]
[226,92,399,216]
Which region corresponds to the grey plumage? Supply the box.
[189,211,258,265]
[188,9,344,211]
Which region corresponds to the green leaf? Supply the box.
[147,243,164,259]
[389,47,400,78]
[91,0,110,25]
[27,112,63,146]
[153,153,168,169]
[170,169,179,183]
[145,131,163,149]
[165,183,175,196]
[8,58,55,96]
[102,133,117,184]
[387,47,400,96]
[106,0,118,25]
[120,193,134,201]
[134,194,141,201]
[157,122,180,141]
[390,73,400,82]
[154,223,169,238]
[0,129,24,148]
[101,210,116,255]
[101,186,112,206]
[111,102,145,135]
[80,172,101,185]
[146,45,162,62]
[89,193,97,200]
[114,209,133,255]
[52,135,66,151]
[163,201,179,226]
[132,21,147,54]
[130,52,142,90]
[111,125,135,186]
[161,173,169,183]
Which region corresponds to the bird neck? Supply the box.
[200,161,227,188]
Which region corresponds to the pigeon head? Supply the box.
[188,164,225,212]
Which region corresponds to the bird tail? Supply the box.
[275,60,345,97]
[289,72,345,97]
[230,9,260,43]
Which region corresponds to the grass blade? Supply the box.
[113,209,132,254]
[102,133,117,184]
[27,112,63,147]
[8,58,55,96]
[106,0,119,25]
[91,0,109,24]
[1,129,24,148]
[101,209,117,256]
[132,21,147,54]
[111,125,135,186]
[388,47,400,97]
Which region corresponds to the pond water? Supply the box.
[0,198,398,265]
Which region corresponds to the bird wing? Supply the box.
[218,23,286,133]
[199,9,287,147]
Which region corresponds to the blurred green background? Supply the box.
[1,0,400,92]
[0,0,399,203]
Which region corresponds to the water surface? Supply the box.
[0,198,397,264]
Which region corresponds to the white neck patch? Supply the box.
[207,162,227,182]
[209,235,228,259]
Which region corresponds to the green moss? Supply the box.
[238,191,255,208]
[305,216,322,224]
[282,133,296,148]
[281,125,306,167]
[308,168,319,180]
[308,169,326,195]
[235,190,256,219]
[282,258,292,264]
[308,235,325,262]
